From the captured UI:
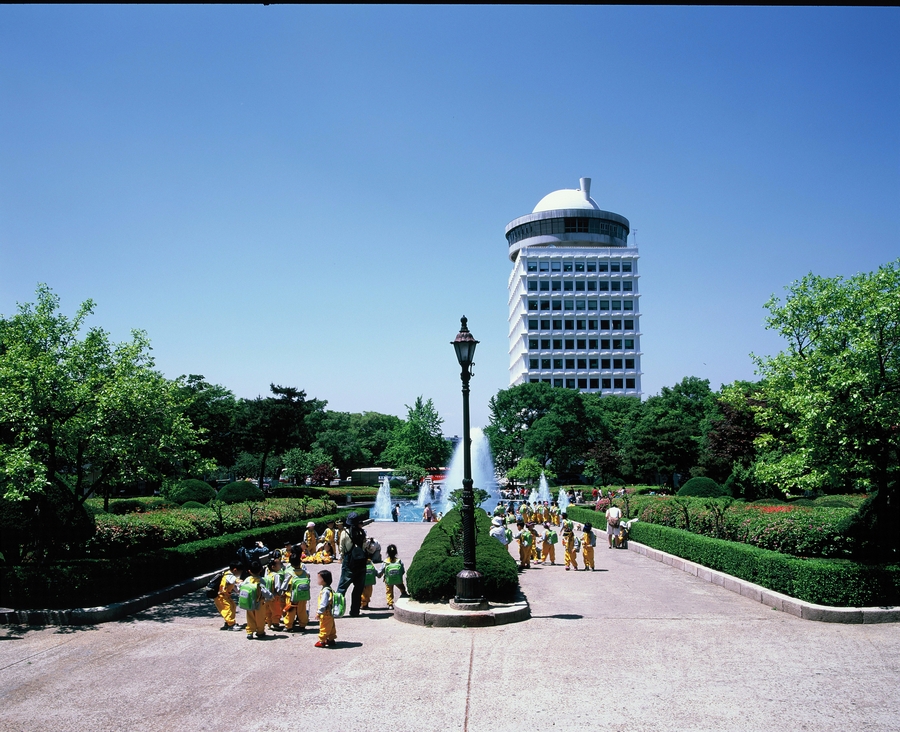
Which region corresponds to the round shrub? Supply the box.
[269,485,328,500]
[677,477,727,498]
[180,501,209,509]
[169,479,216,505]
[753,497,786,505]
[216,481,264,505]
[816,499,853,509]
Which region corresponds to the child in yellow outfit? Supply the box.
[304,522,318,555]
[582,522,596,571]
[515,520,532,569]
[382,544,407,609]
[323,520,338,558]
[360,559,377,609]
[530,527,540,562]
[315,569,337,648]
[540,523,557,565]
[561,513,578,571]
[239,560,267,639]
[262,556,286,631]
[213,563,242,630]
[282,546,311,632]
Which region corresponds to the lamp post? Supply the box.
[450,316,487,610]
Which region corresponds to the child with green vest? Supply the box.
[514,519,532,569]
[561,512,578,571]
[381,543,407,609]
[282,545,311,632]
[360,559,378,610]
[214,562,242,630]
[238,559,267,639]
[541,522,558,565]
[315,569,337,648]
[263,556,286,632]
[582,522,597,571]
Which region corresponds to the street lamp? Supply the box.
[450,316,487,610]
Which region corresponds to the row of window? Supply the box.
[528,300,635,313]
[528,377,638,390]
[530,358,636,369]
[529,318,635,331]
[528,280,634,292]
[508,218,628,246]
[526,260,632,273]
[530,338,636,350]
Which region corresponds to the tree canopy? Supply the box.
[380,396,451,470]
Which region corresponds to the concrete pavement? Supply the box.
[1,521,897,732]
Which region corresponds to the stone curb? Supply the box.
[393,596,531,627]
[0,569,222,626]
[627,541,900,624]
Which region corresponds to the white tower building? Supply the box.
[506,178,642,395]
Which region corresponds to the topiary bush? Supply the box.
[169,479,216,505]
[407,508,519,602]
[269,485,328,500]
[107,497,176,514]
[677,477,727,498]
[216,481,264,504]
[180,501,208,509]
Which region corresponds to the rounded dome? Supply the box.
[532,178,599,213]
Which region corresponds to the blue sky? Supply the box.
[2,6,898,435]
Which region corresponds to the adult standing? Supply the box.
[605,503,623,548]
[337,512,368,616]
[489,516,509,545]
[391,503,400,522]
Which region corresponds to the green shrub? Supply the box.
[677,477,727,498]
[0,508,368,609]
[169,479,216,505]
[270,485,328,500]
[753,498,786,505]
[816,499,853,509]
[180,501,208,509]
[628,522,900,607]
[107,497,176,514]
[216,481,264,504]
[407,508,519,603]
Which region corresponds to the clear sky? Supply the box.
[2,6,898,436]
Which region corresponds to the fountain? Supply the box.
[440,427,500,516]
[373,475,392,520]
[537,472,551,504]
[557,485,570,514]
[416,477,433,507]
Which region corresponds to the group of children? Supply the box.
[212,533,408,648]
[491,504,597,572]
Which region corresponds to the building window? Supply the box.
[575,281,585,292]
[563,262,573,272]
[589,378,599,388]
[553,338,562,349]
[612,300,621,310]
[565,339,575,349]
[624,319,634,329]
[576,300,585,310]
[543,379,551,384]
[610,262,621,272]
[624,339,634,348]
[554,378,564,387]
[566,378,576,388]
[564,281,573,292]
[552,319,562,329]
[622,262,632,272]
[598,263,609,272]
[601,339,611,349]
[586,262,597,272]
[529,301,538,311]
[575,262,585,272]
[587,281,597,291]
[598,282,609,291]
[564,300,574,310]
[601,358,611,368]
[554,359,563,369]
[613,339,622,349]
[552,301,562,311]
[565,358,575,369]
[588,300,597,310]
[541,339,551,349]
[530,378,539,383]
[529,319,539,329]
[540,281,550,291]
[589,358,598,368]
[623,281,633,291]
[541,359,551,368]
[541,319,551,329]
[602,378,612,388]
[539,262,550,272]
[599,300,610,310]
[576,319,586,329]
[551,262,561,272]
[552,281,561,291]
[614,378,624,388]
[527,262,538,272]
[565,320,574,329]
[612,319,622,329]
[611,281,621,292]
[540,301,550,311]
[624,301,633,310]
[600,319,610,330]
[587,320,596,330]
[529,339,539,349]
[625,358,635,368]
[613,358,623,368]
[626,378,635,388]
[529,359,538,369]
[528,281,538,291]
[578,378,587,389]
[577,358,587,369]
[577,339,586,349]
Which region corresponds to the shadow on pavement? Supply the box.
[118,589,218,625]
[531,614,584,620]
[331,641,363,649]
[0,624,100,638]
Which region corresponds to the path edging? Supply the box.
[0,569,222,626]
[393,596,530,627]
[628,541,900,623]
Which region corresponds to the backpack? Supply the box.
[237,579,260,611]
[574,536,582,551]
[205,570,225,599]
[332,591,346,618]
[521,530,532,547]
[546,530,558,545]
[586,531,597,547]
[364,563,377,587]
[290,574,311,603]
[384,561,404,585]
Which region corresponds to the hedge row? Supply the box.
[407,508,519,603]
[565,507,899,607]
[0,508,367,610]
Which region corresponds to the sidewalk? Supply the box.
[1,522,897,732]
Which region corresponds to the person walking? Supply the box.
[336,512,367,617]
[606,503,623,549]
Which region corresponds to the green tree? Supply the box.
[380,397,451,469]
[506,457,549,488]
[0,285,209,512]
[175,374,239,473]
[282,446,331,484]
[752,262,900,557]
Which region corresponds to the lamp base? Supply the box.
[450,598,489,611]
[452,568,487,611]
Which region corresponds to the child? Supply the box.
[262,556,286,631]
[304,522,318,555]
[282,546,311,633]
[323,519,338,558]
[360,558,377,610]
[382,544,407,609]
[541,522,557,565]
[529,524,540,563]
[582,522,596,571]
[280,540,293,564]
[515,519,532,569]
[214,562,242,630]
[315,569,337,648]
[550,502,560,526]
[561,512,578,571]
[239,559,267,639]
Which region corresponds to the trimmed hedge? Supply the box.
[216,481,264,504]
[407,508,519,603]
[106,498,177,515]
[677,477,727,498]
[269,485,329,500]
[169,479,216,505]
[630,522,900,607]
[0,508,368,609]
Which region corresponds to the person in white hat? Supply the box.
[304,522,318,553]
[489,516,509,545]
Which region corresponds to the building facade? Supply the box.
[506,178,642,395]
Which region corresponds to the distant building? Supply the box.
[506,178,641,395]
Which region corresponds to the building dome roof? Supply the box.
[532,178,599,213]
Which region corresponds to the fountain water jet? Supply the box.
[440,427,500,515]
[557,486,570,514]
[373,475,392,521]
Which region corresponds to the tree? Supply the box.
[380,397,451,469]
[282,446,331,484]
[506,457,545,488]
[752,262,900,557]
[0,285,209,512]
[175,375,239,473]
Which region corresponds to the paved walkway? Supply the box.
[1,522,897,732]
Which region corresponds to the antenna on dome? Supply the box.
[579,177,591,201]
